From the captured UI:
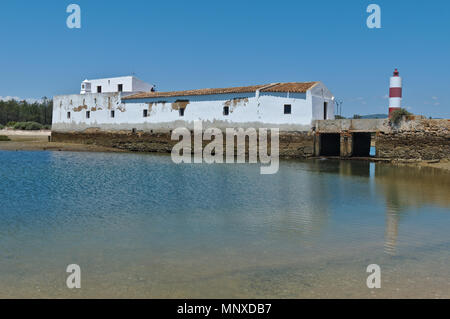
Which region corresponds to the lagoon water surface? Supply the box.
[0,150,449,298]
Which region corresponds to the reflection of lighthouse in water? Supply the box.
[384,206,400,255]
[389,68,402,117]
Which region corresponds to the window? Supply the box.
[143,109,148,117]
[223,106,229,116]
[86,111,90,119]
[284,104,291,114]
[111,110,115,118]
[323,102,328,120]
[97,86,102,93]
[179,108,185,117]
[67,112,71,119]
[118,84,123,92]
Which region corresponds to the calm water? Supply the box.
[0,150,449,298]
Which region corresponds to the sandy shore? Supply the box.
[0,130,124,153]
[413,158,450,171]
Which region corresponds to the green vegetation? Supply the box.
[11,121,45,130]
[0,98,52,127]
[335,115,346,119]
[390,108,412,125]
[0,135,10,141]
[0,124,4,130]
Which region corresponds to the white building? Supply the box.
[53,81,334,132]
[80,76,154,95]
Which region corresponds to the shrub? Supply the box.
[12,122,26,130]
[0,124,4,130]
[12,121,44,130]
[6,121,16,127]
[390,108,412,125]
[25,122,43,130]
[0,135,10,141]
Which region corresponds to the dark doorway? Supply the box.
[352,133,372,157]
[323,102,328,120]
[320,133,340,156]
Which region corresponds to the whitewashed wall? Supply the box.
[81,76,153,94]
[53,83,334,132]
[310,82,335,120]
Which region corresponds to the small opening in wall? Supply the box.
[111,110,115,118]
[97,86,102,93]
[118,84,123,92]
[86,111,90,119]
[323,102,328,120]
[223,106,229,116]
[94,98,97,104]
[67,112,71,119]
[352,132,372,157]
[132,128,136,134]
[284,104,291,114]
[320,133,340,156]
[143,109,148,117]
[179,108,185,117]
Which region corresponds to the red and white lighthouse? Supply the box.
[388,69,402,116]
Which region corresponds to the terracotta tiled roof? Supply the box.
[262,82,319,93]
[122,82,319,100]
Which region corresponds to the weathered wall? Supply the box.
[52,88,334,132]
[51,130,316,158]
[315,119,389,133]
[376,119,450,160]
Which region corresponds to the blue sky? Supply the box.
[0,0,449,117]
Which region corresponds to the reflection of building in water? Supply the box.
[375,164,450,255]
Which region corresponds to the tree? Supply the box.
[0,98,53,126]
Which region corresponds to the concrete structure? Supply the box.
[80,76,154,95]
[389,69,402,116]
[53,81,335,132]
[314,119,389,158]
[314,118,450,160]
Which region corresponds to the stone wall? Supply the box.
[51,130,316,158]
[51,119,450,160]
[376,119,450,160]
